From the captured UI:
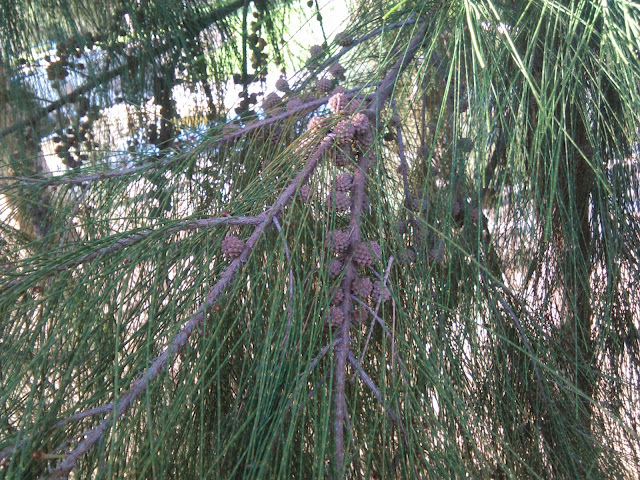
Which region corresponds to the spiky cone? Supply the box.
[309,44,323,60]
[307,116,327,132]
[328,62,345,80]
[398,248,417,265]
[329,306,346,327]
[332,119,356,145]
[334,148,352,167]
[329,259,345,278]
[333,173,353,192]
[351,307,369,324]
[351,277,373,299]
[353,242,373,268]
[299,184,312,203]
[326,191,351,213]
[331,229,350,255]
[221,235,244,259]
[372,281,391,304]
[368,241,381,261]
[328,92,349,114]
[330,287,345,305]
[316,77,333,93]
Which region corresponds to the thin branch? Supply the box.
[346,351,407,439]
[358,257,394,370]
[5,214,267,290]
[0,88,372,188]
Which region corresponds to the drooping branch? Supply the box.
[44,135,335,480]
[4,214,267,291]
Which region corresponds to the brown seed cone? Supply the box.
[331,287,345,305]
[309,44,323,60]
[316,77,333,93]
[372,281,391,303]
[335,31,354,47]
[429,243,445,264]
[286,97,303,111]
[334,173,353,192]
[353,242,373,268]
[328,62,345,79]
[398,248,417,264]
[262,92,280,111]
[333,119,356,143]
[351,277,373,299]
[351,113,369,134]
[334,149,351,167]
[328,92,349,114]
[221,235,244,259]
[368,241,381,260]
[329,258,345,278]
[329,306,346,326]
[307,116,326,131]
[326,191,351,213]
[331,229,350,254]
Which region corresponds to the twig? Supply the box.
[333,150,370,475]
[0,88,372,188]
[44,135,335,480]
[346,351,407,440]
[4,214,267,290]
[357,257,394,371]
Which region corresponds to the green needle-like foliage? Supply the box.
[1,0,640,478]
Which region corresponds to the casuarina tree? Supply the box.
[1,0,640,478]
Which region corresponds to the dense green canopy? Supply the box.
[1,0,640,478]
